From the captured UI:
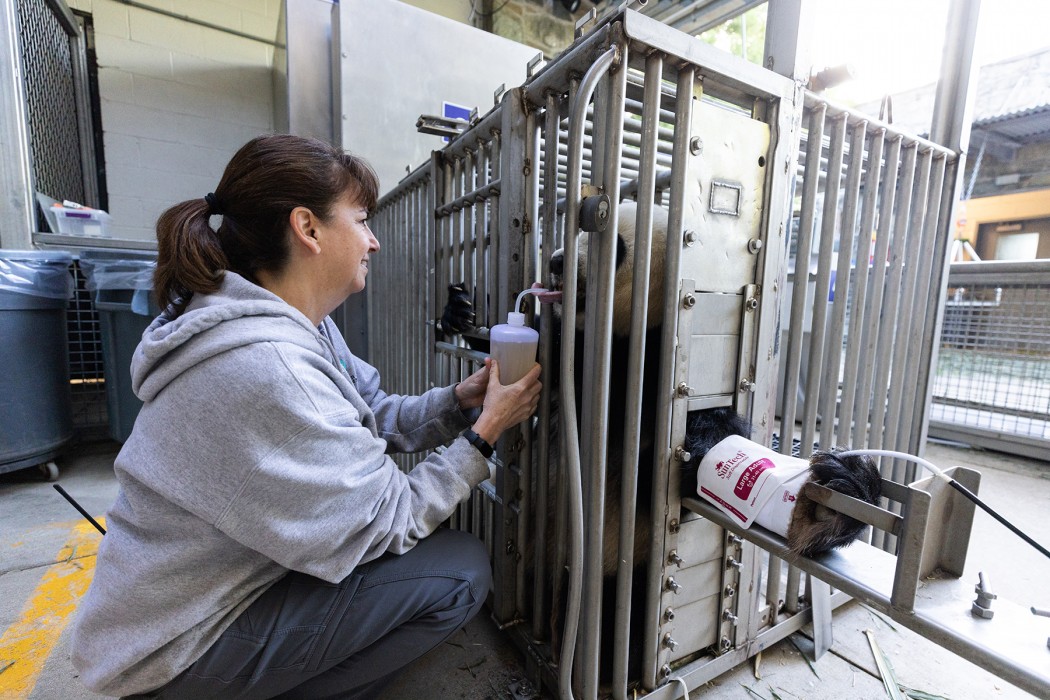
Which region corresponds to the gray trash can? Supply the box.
[0,249,74,479]
[79,251,158,444]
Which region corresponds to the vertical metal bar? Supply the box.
[869,143,918,452]
[779,104,825,453]
[0,0,35,249]
[532,90,561,642]
[851,134,902,449]
[884,148,932,461]
[489,132,503,328]
[514,110,541,622]
[903,154,947,457]
[644,63,696,691]
[801,111,846,453]
[493,88,530,627]
[580,47,627,700]
[429,154,443,392]
[765,554,783,622]
[612,50,660,700]
[840,129,885,447]
[785,565,801,614]
[820,120,867,447]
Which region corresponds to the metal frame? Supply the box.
[362,5,1043,699]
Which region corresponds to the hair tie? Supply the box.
[204,192,222,216]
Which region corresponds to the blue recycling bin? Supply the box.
[0,250,74,478]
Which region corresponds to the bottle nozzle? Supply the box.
[511,287,548,325]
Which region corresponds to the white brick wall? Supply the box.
[70,0,280,241]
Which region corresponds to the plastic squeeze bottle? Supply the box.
[490,288,542,385]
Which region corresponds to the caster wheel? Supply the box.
[39,461,59,482]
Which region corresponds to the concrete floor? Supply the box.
[1,439,1047,700]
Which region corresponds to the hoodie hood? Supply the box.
[132,272,329,402]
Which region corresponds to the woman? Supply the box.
[71,134,541,699]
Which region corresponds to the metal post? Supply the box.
[0,0,36,249]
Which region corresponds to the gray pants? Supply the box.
[140,528,491,700]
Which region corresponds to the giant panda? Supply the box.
[438,198,881,681]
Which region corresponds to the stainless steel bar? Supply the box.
[840,129,885,448]
[515,110,541,621]
[785,564,802,614]
[522,19,615,107]
[804,93,956,160]
[779,104,826,452]
[643,63,696,691]
[852,134,902,452]
[884,148,932,477]
[869,143,918,453]
[532,89,562,642]
[900,157,946,462]
[800,111,846,453]
[435,179,502,217]
[862,135,903,551]
[765,554,783,624]
[488,132,502,328]
[612,50,661,700]
[912,154,961,457]
[557,48,618,700]
[621,10,794,101]
[580,45,627,699]
[820,120,867,447]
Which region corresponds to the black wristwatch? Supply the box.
[462,428,494,458]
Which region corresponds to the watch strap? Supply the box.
[462,428,494,459]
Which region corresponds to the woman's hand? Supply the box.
[470,360,542,444]
[454,360,491,411]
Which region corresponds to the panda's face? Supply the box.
[549,200,669,337]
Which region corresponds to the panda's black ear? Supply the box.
[615,234,627,269]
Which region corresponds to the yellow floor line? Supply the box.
[0,519,104,699]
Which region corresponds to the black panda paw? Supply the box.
[436,282,476,340]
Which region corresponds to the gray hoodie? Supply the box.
[71,272,487,696]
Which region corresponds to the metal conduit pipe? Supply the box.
[642,63,696,690]
[558,47,618,700]
[611,50,662,700]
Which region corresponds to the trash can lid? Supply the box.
[0,248,73,263]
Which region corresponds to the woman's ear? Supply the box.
[288,206,321,255]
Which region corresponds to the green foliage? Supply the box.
[697,5,767,65]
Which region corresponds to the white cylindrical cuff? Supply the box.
[696,435,810,534]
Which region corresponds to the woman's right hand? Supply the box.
[470,359,541,444]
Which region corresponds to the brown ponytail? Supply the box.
[153,133,379,317]
[154,199,228,315]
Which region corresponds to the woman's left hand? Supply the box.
[454,358,491,410]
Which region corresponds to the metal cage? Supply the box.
[363,7,993,699]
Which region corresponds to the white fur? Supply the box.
[555,200,669,337]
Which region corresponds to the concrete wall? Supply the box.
[67,0,280,242]
[63,0,584,242]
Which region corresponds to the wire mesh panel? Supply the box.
[928,261,1050,460]
[16,0,88,217]
[67,260,108,436]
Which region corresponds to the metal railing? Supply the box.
[928,260,1050,461]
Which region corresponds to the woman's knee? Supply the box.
[425,528,492,600]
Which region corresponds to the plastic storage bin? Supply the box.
[79,250,158,444]
[54,207,112,237]
[0,249,74,479]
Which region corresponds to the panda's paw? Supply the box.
[436,282,476,340]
